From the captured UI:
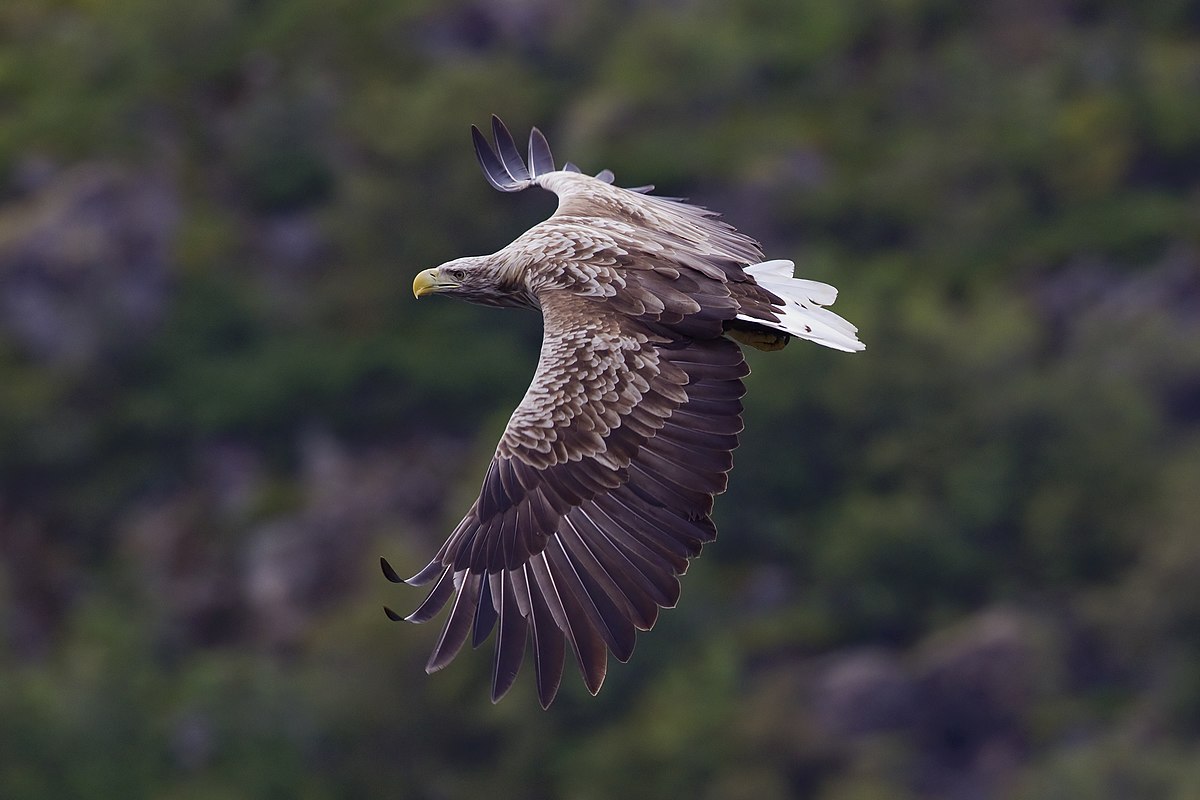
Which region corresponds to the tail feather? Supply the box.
[739,260,865,353]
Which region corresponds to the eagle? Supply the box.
[383,117,863,708]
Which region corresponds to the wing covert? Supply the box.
[386,294,748,707]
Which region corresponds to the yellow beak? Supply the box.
[412,268,439,298]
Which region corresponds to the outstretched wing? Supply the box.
[472,115,765,268]
[473,116,802,339]
[385,293,747,708]
[472,115,652,194]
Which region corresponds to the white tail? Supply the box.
[739,260,865,352]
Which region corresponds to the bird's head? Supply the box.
[412,255,533,308]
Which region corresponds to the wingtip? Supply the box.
[381,556,403,583]
[426,644,462,673]
[472,123,523,192]
[537,682,560,710]
[491,678,517,705]
[491,115,531,182]
[426,646,453,673]
[584,666,607,697]
[528,126,555,178]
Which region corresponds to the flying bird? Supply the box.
[383,116,863,708]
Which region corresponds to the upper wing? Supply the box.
[385,293,748,708]
[474,116,864,354]
[473,116,794,340]
[471,114,646,194]
[472,115,766,270]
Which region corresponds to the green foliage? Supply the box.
[1,0,1199,797]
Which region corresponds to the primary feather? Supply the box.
[387,116,863,708]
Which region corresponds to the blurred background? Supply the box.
[1,0,1199,797]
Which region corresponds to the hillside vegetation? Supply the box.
[1,1,1199,797]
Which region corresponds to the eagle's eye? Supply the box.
[446,267,467,282]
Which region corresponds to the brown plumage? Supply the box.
[384,116,864,708]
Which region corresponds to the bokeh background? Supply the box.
[2,1,1199,798]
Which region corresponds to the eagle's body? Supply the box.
[385,118,863,708]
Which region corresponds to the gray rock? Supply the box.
[811,647,918,738]
[0,163,178,367]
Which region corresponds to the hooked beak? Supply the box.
[412,268,439,298]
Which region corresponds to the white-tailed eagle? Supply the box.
[383,117,863,708]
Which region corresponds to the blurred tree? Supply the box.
[0,0,1198,797]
